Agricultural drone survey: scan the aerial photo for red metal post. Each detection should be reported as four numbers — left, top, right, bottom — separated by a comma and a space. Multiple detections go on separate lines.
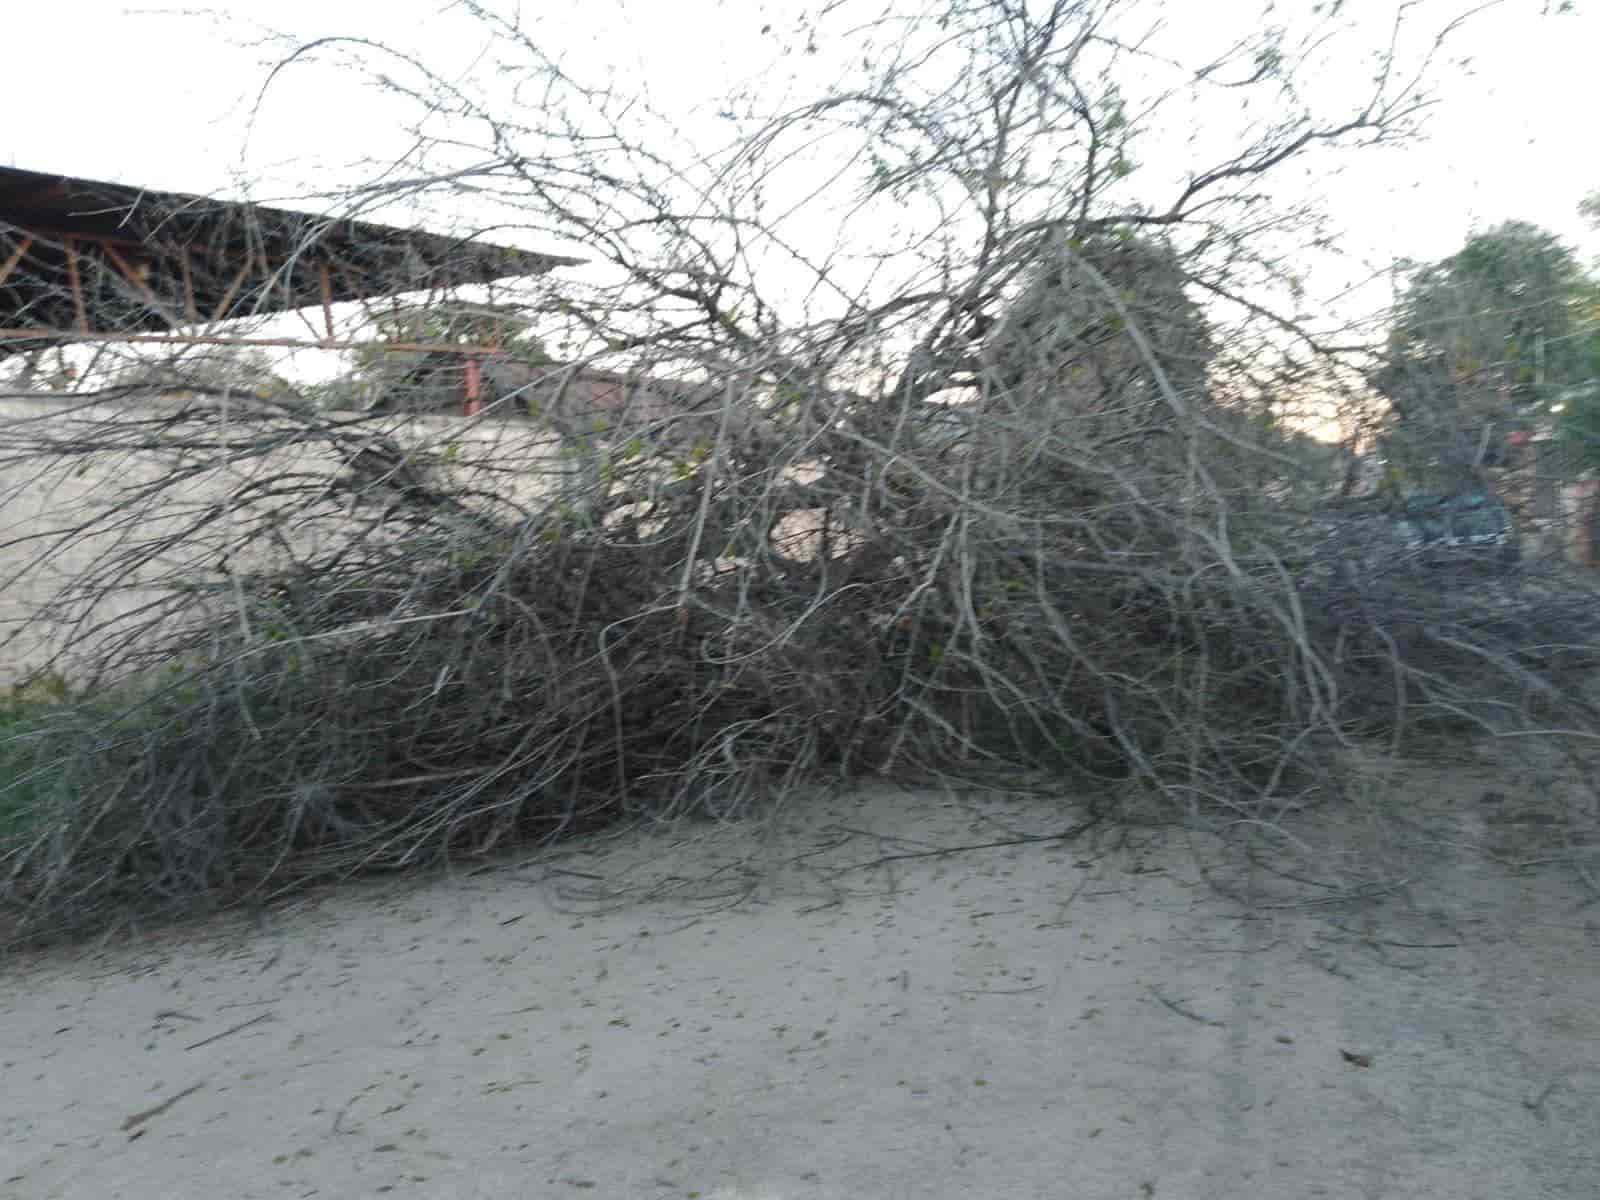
463, 356, 483, 416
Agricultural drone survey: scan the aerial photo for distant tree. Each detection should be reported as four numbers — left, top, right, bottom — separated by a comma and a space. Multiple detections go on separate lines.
350, 300, 554, 412
1374, 222, 1593, 488
353, 301, 548, 370
1552, 279, 1600, 470
1550, 192, 1600, 470
981, 231, 1214, 405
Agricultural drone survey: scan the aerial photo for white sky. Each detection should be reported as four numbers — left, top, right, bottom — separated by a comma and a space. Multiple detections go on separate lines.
5, 0, 1598, 353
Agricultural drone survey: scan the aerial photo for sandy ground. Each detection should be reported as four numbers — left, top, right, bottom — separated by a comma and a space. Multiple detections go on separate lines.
2, 778, 1598, 1199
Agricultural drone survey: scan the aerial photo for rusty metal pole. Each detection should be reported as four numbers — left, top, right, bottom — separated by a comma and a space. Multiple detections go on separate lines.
463, 356, 483, 417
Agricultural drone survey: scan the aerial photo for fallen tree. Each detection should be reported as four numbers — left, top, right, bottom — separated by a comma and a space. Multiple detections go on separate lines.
3, 0, 1597, 941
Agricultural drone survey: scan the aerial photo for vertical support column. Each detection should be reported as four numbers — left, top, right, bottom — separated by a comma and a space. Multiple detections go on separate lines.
65, 237, 88, 332
463, 355, 483, 417
318, 263, 336, 341
179, 251, 199, 321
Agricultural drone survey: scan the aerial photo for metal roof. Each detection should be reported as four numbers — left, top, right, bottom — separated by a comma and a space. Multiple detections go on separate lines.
0, 166, 579, 355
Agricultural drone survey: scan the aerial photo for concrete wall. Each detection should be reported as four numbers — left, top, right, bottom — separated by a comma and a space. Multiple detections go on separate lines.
0, 396, 569, 688
0, 387, 806, 688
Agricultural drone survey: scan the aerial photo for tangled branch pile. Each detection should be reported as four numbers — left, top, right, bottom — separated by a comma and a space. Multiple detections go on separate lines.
3, 0, 1598, 939
5, 236, 1596, 940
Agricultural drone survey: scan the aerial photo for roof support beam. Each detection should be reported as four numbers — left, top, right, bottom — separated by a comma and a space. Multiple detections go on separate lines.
0, 167, 579, 360
101, 243, 183, 329
209, 258, 253, 323
0, 326, 515, 357
0, 235, 33, 289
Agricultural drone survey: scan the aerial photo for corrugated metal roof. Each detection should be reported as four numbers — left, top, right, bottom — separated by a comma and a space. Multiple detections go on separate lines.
0, 166, 579, 354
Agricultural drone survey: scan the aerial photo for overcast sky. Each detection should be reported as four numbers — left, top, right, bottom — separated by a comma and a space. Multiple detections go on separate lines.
7, 0, 1597, 332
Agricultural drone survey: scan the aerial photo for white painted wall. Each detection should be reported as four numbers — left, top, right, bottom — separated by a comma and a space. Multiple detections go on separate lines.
0, 396, 569, 687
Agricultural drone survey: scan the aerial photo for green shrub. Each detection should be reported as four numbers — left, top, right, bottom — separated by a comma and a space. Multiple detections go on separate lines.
0, 678, 74, 845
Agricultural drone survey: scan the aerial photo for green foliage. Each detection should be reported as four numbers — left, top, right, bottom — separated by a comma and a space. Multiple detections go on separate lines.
1556, 381, 1600, 472
0, 675, 74, 845
1390, 222, 1587, 399
1377, 221, 1599, 485
351, 301, 551, 380
299, 376, 369, 411
1551, 278, 1600, 470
